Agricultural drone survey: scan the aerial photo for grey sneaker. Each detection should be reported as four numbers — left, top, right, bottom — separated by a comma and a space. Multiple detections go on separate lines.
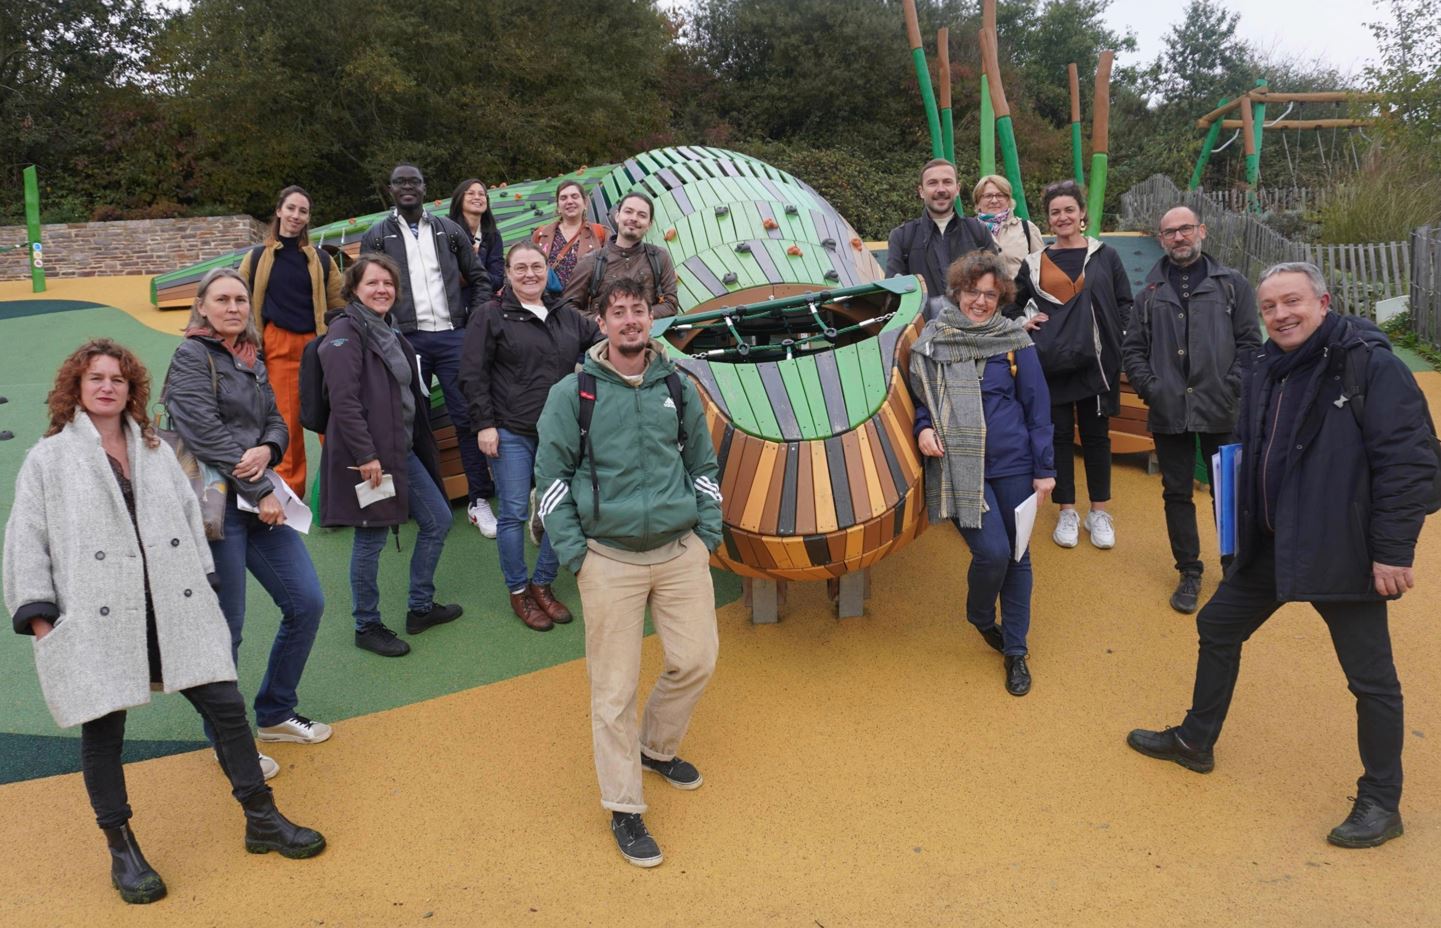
1170, 573, 1202, 614
641, 753, 703, 790
610, 812, 662, 868
1053, 509, 1080, 547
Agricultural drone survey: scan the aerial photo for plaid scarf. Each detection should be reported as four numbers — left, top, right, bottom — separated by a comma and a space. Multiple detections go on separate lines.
908, 303, 1033, 528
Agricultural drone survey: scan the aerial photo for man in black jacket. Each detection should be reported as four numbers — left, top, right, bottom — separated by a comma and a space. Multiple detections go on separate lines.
360, 164, 496, 533
885, 159, 998, 299
1123, 206, 1261, 613
1128, 262, 1438, 850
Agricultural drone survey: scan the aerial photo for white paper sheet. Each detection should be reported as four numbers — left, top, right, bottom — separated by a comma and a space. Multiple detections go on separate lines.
236, 471, 313, 534
1013, 492, 1039, 562
355, 474, 396, 509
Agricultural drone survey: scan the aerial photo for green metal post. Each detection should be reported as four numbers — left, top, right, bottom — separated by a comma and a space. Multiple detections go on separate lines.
1189, 97, 1229, 190
23, 165, 45, 293
996, 115, 1029, 221
941, 108, 955, 164
979, 75, 996, 176
1086, 153, 1108, 239
1248, 79, 1267, 211
1071, 122, 1085, 186
911, 48, 944, 159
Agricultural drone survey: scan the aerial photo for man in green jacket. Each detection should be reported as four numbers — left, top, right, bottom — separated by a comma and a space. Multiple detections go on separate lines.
534, 277, 723, 869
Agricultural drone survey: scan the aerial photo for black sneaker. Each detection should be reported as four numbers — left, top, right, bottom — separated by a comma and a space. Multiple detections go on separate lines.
1126, 726, 1214, 773
355, 624, 411, 657
610, 812, 662, 868
1004, 654, 1031, 696
641, 754, 703, 790
1327, 796, 1403, 848
1170, 572, 1203, 614
406, 602, 463, 635
977, 625, 1004, 653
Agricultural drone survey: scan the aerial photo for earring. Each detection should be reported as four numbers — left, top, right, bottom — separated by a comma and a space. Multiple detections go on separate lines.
1080, 218, 1088, 232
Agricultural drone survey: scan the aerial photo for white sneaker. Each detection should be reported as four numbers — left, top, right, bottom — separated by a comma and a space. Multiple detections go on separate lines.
1053, 509, 1080, 548
468, 499, 498, 538
220, 751, 279, 781
257, 714, 333, 744
1085, 509, 1116, 549
528, 488, 544, 545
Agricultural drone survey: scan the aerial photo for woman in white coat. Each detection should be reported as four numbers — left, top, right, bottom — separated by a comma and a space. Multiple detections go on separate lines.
3, 339, 325, 906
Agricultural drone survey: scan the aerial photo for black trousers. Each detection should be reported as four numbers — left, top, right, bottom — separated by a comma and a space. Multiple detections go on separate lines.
1153, 430, 1230, 576
1051, 399, 1111, 505
80, 681, 269, 830
1178, 538, 1404, 809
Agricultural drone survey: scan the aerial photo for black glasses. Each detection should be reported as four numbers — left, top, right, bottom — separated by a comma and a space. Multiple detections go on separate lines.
390, 177, 424, 189
1160, 224, 1199, 240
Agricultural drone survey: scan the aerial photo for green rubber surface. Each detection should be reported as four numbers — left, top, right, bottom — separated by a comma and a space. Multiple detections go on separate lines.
0, 303, 741, 784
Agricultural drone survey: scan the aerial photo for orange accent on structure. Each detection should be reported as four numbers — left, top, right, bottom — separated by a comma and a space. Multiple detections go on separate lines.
763, 218, 779, 230
787, 245, 803, 257
851, 238, 863, 250
665, 227, 678, 241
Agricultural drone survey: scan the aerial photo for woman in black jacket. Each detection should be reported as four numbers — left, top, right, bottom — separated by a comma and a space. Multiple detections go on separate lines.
459, 242, 601, 632
1012, 180, 1133, 551
449, 178, 506, 295
317, 254, 460, 658
164, 268, 329, 771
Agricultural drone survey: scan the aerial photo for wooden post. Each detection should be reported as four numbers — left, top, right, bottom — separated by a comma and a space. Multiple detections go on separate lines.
1068, 63, 1085, 186
1240, 95, 1259, 212
23, 166, 45, 293
1189, 97, 1229, 190
979, 0, 997, 176
902, 0, 944, 159
937, 28, 955, 164
1250, 79, 1268, 209
981, 28, 1029, 220
1086, 51, 1113, 238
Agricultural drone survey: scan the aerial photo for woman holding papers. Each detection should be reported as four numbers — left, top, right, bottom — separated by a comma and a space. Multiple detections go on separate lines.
910, 251, 1056, 696
5, 339, 326, 905
164, 268, 330, 763
316, 254, 459, 658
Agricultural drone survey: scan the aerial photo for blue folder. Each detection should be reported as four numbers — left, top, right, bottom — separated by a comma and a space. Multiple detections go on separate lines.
1212, 443, 1242, 555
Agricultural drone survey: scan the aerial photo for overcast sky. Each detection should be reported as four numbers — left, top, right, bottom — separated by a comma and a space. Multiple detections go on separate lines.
1108, 0, 1382, 78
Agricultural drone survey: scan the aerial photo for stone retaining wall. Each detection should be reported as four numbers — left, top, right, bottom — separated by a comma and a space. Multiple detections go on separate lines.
0, 216, 265, 280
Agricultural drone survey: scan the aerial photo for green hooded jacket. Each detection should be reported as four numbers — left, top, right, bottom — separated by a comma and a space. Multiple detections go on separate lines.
534, 339, 723, 574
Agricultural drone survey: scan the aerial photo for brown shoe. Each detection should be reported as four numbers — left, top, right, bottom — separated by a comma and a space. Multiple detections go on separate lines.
528, 583, 574, 624
510, 590, 553, 632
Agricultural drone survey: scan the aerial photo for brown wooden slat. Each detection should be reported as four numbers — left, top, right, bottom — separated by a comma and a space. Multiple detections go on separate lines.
759, 440, 787, 534
740, 441, 779, 531
794, 442, 816, 536
722, 433, 760, 526
810, 440, 838, 533
840, 430, 871, 523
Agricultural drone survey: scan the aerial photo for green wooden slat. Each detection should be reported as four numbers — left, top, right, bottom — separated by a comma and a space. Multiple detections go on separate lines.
777, 359, 821, 439
714, 198, 737, 244
734, 363, 782, 439
699, 200, 722, 253
833, 342, 870, 429
857, 335, 888, 413
673, 266, 702, 307
757, 239, 800, 288
710, 360, 758, 434
686, 210, 712, 254
708, 245, 759, 290
792, 353, 833, 438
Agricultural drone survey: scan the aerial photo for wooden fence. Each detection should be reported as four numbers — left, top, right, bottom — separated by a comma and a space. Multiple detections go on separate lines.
1412, 226, 1441, 349
1120, 175, 1407, 319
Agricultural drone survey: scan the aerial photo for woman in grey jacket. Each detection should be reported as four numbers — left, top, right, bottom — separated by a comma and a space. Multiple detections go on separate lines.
164, 268, 329, 769
4, 339, 324, 905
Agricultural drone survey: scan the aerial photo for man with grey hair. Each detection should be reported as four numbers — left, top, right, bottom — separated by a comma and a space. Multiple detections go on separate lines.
1128, 261, 1438, 849
1123, 206, 1261, 613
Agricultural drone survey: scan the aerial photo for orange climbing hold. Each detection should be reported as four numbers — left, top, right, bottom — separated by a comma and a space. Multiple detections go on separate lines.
664, 227, 678, 241
787, 244, 804, 257
763, 217, 779, 230
851, 237, 863, 250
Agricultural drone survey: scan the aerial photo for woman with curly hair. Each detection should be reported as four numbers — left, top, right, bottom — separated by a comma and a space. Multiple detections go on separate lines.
4, 339, 324, 906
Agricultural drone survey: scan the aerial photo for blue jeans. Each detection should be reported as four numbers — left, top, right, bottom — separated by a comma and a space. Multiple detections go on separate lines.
209, 494, 325, 728
493, 428, 558, 592
954, 473, 1034, 656
350, 452, 454, 630
408, 328, 494, 502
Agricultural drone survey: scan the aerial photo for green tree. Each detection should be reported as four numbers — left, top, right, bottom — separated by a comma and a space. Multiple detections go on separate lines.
1366, 0, 1441, 167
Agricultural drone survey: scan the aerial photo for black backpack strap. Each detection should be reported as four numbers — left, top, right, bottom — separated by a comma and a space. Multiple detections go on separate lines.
577, 371, 600, 520
665, 371, 687, 450
645, 244, 666, 307
245, 244, 267, 296
314, 246, 331, 285
1340, 339, 1370, 428
587, 251, 609, 304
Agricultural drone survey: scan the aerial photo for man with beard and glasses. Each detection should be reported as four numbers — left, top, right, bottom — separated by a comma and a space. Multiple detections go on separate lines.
885, 158, 998, 303
360, 164, 495, 531
561, 191, 678, 318
1123, 206, 1261, 613
534, 277, 722, 869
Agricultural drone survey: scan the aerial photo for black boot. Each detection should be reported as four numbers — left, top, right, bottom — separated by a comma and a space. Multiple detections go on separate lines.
103, 824, 166, 904
241, 791, 327, 859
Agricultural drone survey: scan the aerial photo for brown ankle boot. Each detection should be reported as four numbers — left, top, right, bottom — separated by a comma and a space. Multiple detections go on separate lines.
510, 590, 553, 632
528, 583, 573, 624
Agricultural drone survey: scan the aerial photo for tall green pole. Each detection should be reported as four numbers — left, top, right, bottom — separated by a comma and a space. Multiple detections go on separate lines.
979, 75, 996, 176
903, 0, 944, 158
981, 28, 1028, 220
1068, 63, 1085, 186
1189, 97, 1229, 190
937, 28, 956, 163
1249, 78, 1268, 211
1085, 51, 1114, 239
23, 166, 45, 293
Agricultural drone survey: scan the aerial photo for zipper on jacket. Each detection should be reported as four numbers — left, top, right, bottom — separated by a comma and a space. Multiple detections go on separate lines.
1261, 378, 1285, 533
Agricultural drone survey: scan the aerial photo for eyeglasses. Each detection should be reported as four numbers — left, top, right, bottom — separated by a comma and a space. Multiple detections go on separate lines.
1159, 224, 1198, 240
960, 289, 1001, 304
390, 177, 424, 188
977, 192, 1008, 201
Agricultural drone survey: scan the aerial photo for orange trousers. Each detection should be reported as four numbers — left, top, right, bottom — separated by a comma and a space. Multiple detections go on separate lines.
263, 323, 316, 499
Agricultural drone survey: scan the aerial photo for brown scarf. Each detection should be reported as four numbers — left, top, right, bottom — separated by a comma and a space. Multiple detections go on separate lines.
184, 325, 259, 368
